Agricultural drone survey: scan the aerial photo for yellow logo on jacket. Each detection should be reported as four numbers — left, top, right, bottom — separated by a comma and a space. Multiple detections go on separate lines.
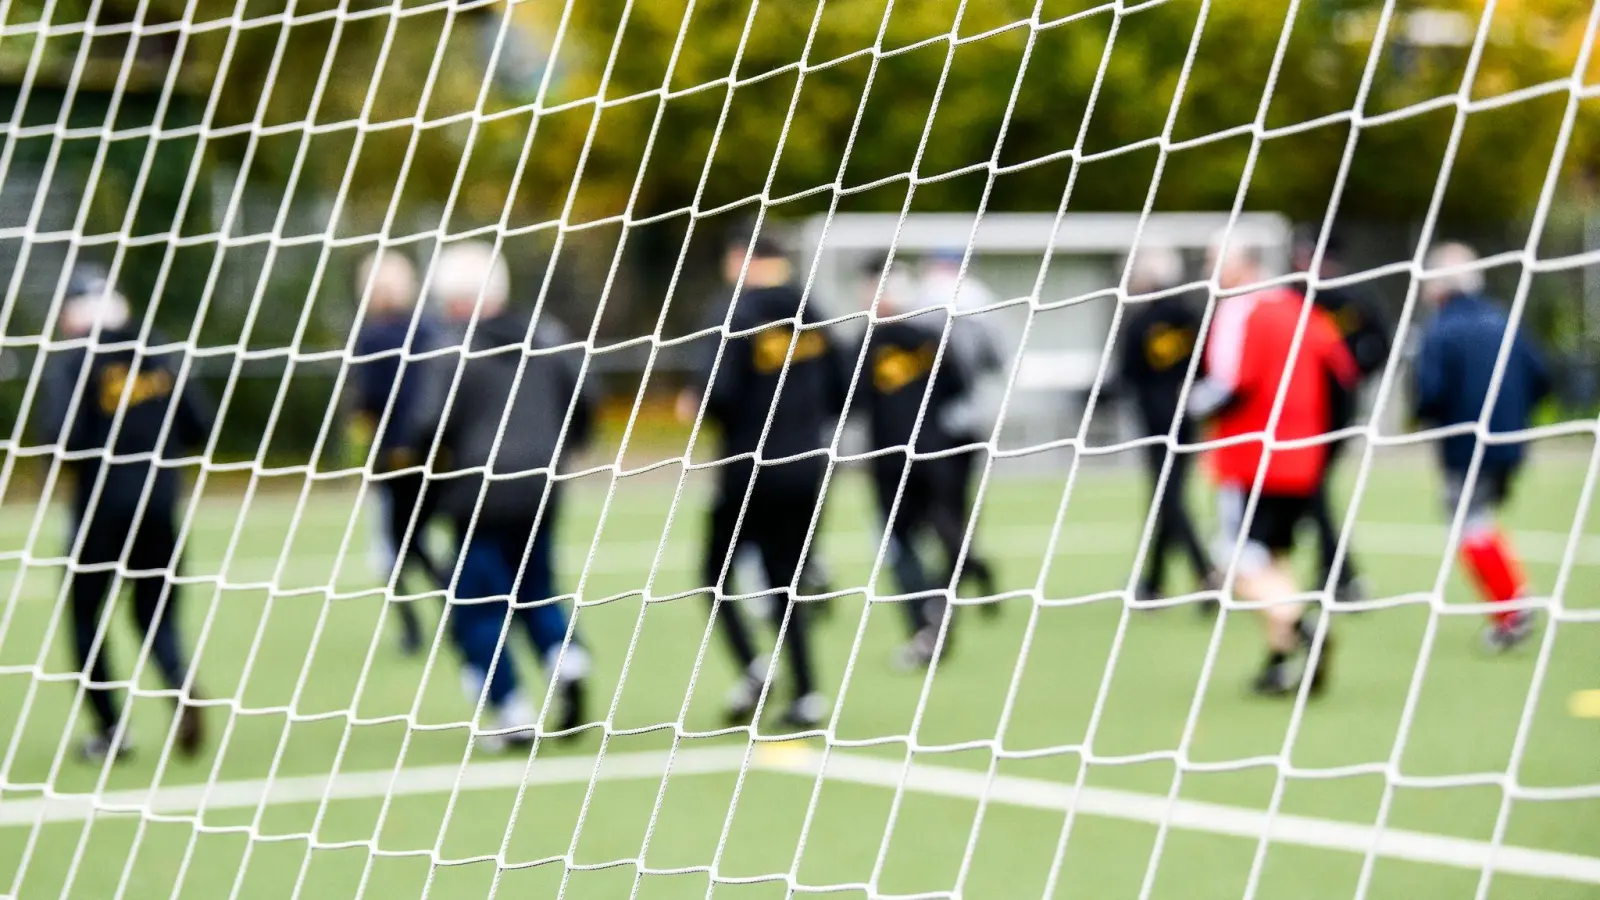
753, 326, 826, 375
99, 363, 173, 415
1144, 323, 1194, 373
872, 343, 935, 395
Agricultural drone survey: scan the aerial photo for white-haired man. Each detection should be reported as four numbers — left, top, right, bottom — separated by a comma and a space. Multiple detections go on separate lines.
1189, 238, 1357, 696
38, 263, 214, 762
1414, 242, 1553, 651
351, 248, 446, 655
1116, 245, 1218, 610
397, 240, 596, 749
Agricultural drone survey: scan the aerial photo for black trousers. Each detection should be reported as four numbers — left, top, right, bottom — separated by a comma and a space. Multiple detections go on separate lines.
871, 454, 974, 636
1138, 442, 1212, 594
376, 469, 450, 645
68, 503, 191, 736
1309, 438, 1360, 587
937, 440, 999, 601
704, 460, 821, 699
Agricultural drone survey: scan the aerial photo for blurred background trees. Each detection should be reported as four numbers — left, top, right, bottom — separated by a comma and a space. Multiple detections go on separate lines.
0, 0, 1595, 465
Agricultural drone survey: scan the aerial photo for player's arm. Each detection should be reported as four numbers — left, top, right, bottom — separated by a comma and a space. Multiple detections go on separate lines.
1318, 312, 1360, 421
170, 351, 218, 456
1187, 297, 1250, 420
1347, 294, 1392, 378
36, 346, 87, 451
393, 343, 455, 471
556, 331, 597, 454
1411, 325, 1449, 425
703, 326, 750, 427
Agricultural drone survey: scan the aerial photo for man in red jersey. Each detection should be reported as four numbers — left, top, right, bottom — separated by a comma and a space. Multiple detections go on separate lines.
1189, 236, 1358, 696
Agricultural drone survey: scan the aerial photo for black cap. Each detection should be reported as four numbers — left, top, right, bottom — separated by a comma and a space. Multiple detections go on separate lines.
67, 262, 110, 299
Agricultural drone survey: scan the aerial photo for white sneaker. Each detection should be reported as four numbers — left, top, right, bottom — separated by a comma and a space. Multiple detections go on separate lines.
780, 693, 828, 731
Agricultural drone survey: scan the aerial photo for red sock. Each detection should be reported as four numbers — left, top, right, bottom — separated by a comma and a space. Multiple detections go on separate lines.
1459, 528, 1526, 627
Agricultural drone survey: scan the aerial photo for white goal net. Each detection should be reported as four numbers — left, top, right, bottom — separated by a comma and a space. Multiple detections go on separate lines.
1, 1, 1598, 899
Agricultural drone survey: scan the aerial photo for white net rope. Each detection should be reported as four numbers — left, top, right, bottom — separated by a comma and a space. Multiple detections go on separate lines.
0, 0, 1596, 898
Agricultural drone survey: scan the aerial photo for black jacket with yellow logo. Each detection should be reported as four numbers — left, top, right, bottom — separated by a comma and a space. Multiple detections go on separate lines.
39, 328, 215, 517
857, 316, 968, 455
1117, 292, 1203, 438
699, 283, 848, 462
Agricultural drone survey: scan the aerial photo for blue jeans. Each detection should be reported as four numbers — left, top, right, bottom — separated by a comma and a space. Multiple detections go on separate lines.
450, 516, 577, 707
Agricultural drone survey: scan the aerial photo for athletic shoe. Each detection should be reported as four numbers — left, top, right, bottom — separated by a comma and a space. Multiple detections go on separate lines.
1305, 630, 1334, 697
556, 678, 587, 738
78, 733, 134, 765
1334, 577, 1370, 607
1251, 660, 1298, 697
724, 673, 765, 726
893, 626, 939, 672
174, 696, 205, 759
1483, 609, 1536, 654
477, 728, 537, 754
779, 693, 828, 731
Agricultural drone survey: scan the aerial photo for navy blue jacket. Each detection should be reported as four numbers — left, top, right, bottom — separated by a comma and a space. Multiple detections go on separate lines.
1414, 292, 1552, 473
353, 313, 441, 452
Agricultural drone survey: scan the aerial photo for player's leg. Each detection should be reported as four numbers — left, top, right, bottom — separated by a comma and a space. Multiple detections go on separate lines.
1310, 439, 1366, 603
68, 506, 134, 762
449, 524, 533, 751
1449, 464, 1535, 651
126, 509, 205, 758
751, 460, 826, 729
949, 443, 999, 612
383, 472, 434, 655
68, 563, 125, 761
875, 455, 941, 668
1165, 446, 1221, 612
1137, 441, 1173, 602
1217, 489, 1330, 696
510, 499, 592, 737
705, 468, 770, 723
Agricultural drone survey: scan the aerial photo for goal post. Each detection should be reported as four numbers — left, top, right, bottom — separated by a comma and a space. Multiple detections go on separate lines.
800, 211, 1293, 458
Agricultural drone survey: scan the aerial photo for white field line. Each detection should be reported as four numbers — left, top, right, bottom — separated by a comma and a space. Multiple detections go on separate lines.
6, 522, 1598, 593
0, 745, 1595, 886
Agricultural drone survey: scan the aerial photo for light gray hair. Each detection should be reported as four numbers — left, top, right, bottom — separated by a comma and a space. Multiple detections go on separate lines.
1127, 244, 1185, 293
357, 249, 419, 311
62, 290, 131, 336
431, 240, 511, 314
1423, 242, 1485, 298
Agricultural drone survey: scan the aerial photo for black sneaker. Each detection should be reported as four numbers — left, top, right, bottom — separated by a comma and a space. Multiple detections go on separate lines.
174, 696, 206, 759
1483, 610, 1536, 654
1334, 577, 1370, 607
556, 678, 587, 738
1305, 630, 1333, 697
79, 733, 134, 765
1251, 657, 1299, 697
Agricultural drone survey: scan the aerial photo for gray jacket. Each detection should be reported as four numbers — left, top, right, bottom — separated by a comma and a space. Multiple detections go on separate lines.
403, 309, 594, 527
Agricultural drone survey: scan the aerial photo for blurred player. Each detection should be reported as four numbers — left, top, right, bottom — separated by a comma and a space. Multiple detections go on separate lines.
1292, 227, 1391, 604
676, 231, 838, 618
912, 250, 1001, 611
692, 233, 845, 730
400, 241, 595, 749
350, 249, 447, 655
1189, 237, 1357, 696
858, 254, 975, 669
39, 265, 213, 762
1115, 245, 1219, 609
1414, 242, 1552, 651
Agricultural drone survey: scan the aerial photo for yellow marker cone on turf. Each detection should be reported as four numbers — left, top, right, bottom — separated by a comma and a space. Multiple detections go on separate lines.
1571, 690, 1600, 719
